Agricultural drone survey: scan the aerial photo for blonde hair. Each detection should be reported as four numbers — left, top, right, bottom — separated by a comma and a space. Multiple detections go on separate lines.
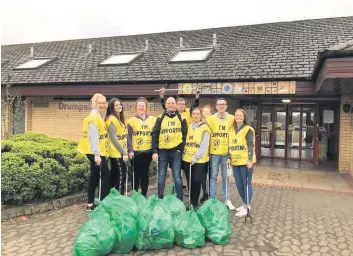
136, 97, 149, 113
202, 104, 213, 113
91, 93, 106, 109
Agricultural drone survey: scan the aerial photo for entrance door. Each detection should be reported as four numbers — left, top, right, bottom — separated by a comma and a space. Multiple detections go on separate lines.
260, 104, 318, 164
260, 105, 286, 158
287, 105, 317, 162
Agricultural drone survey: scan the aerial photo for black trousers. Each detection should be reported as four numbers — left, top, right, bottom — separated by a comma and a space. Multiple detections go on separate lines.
110, 157, 127, 194
133, 152, 152, 197
201, 161, 210, 194
86, 154, 110, 204
183, 161, 206, 206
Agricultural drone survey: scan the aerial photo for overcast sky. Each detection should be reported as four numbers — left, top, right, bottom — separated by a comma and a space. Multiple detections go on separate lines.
1, 0, 353, 45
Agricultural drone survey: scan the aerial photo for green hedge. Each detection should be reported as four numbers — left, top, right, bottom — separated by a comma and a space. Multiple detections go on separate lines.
1, 132, 90, 205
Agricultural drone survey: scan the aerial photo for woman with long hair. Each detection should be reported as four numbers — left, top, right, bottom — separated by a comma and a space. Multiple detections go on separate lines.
227, 109, 256, 217
106, 98, 128, 194
127, 97, 157, 197
77, 93, 110, 211
200, 104, 213, 203
183, 107, 210, 209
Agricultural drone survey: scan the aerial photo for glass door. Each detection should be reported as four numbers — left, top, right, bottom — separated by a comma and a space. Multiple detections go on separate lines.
260, 105, 286, 159
287, 106, 301, 159
260, 106, 272, 157
287, 105, 316, 161
301, 107, 315, 161
260, 104, 318, 163
273, 106, 286, 158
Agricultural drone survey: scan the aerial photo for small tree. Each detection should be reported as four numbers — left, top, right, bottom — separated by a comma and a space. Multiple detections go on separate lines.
1, 74, 29, 139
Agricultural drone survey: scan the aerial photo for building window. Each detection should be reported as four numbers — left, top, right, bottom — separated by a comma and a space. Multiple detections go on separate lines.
14, 57, 56, 70
170, 48, 213, 63
100, 52, 142, 65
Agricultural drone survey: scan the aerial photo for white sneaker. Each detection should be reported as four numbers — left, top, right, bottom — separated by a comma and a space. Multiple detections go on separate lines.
236, 205, 244, 211
236, 205, 251, 211
225, 200, 236, 210
235, 208, 248, 217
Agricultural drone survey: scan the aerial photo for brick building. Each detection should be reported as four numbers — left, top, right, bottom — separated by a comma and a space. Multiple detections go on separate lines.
1, 17, 353, 174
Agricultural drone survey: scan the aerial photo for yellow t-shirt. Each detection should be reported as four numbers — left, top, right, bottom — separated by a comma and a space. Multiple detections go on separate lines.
183, 123, 210, 163
158, 115, 182, 149
229, 125, 256, 166
206, 114, 234, 155
127, 115, 156, 151
77, 112, 109, 157
106, 115, 127, 158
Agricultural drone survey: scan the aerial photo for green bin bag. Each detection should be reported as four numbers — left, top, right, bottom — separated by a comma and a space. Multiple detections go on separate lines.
196, 199, 231, 245
73, 215, 116, 256
130, 190, 148, 213
135, 194, 174, 250
174, 205, 205, 248
101, 188, 139, 220
162, 184, 186, 217
111, 214, 137, 254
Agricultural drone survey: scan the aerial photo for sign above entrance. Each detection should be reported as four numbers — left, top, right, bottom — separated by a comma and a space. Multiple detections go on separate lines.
178, 81, 296, 95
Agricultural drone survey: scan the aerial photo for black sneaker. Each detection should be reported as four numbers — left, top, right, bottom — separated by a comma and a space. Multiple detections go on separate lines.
200, 193, 208, 203
86, 204, 97, 212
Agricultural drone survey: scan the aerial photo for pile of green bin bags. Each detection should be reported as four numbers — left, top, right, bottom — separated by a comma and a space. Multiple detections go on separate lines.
74, 185, 232, 255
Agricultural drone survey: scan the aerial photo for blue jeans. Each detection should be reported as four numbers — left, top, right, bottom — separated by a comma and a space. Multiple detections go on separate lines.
233, 165, 253, 205
209, 155, 230, 201
158, 150, 183, 201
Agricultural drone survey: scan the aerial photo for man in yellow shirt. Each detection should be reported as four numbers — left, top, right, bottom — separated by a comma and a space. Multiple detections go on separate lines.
206, 98, 236, 210
152, 97, 187, 200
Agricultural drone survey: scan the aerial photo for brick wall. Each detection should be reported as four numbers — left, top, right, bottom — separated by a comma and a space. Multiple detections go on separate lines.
339, 94, 353, 174
25, 96, 240, 141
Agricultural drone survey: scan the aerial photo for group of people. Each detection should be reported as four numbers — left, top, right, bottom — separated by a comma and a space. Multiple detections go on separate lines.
77, 88, 256, 218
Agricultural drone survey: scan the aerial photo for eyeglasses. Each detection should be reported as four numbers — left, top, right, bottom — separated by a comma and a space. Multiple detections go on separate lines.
217, 104, 227, 106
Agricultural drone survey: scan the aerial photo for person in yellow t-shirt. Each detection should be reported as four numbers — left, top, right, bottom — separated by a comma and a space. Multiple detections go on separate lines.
199, 104, 213, 203
152, 97, 187, 201
105, 98, 128, 194
126, 97, 156, 197
77, 93, 110, 212
158, 87, 200, 195
182, 107, 210, 210
227, 109, 256, 218
206, 98, 236, 210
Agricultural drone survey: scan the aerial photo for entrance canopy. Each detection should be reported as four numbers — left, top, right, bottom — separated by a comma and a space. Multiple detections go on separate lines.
314, 40, 353, 95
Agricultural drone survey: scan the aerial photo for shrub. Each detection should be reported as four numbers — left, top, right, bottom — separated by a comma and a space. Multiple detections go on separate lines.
1, 132, 90, 205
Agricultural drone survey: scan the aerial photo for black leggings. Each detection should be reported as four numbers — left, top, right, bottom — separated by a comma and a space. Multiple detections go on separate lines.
183, 161, 205, 206
86, 154, 110, 204
201, 161, 210, 194
110, 157, 127, 194
133, 152, 152, 197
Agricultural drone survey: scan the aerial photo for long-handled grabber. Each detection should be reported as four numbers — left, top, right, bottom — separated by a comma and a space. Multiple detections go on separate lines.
244, 168, 253, 224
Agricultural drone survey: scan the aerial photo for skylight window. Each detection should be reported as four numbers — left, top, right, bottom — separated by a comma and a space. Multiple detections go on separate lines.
15, 57, 55, 70
100, 52, 142, 65
170, 48, 213, 62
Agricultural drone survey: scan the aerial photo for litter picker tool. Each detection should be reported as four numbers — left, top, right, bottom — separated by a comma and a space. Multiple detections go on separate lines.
188, 164, 192, 209
156, 158, 159, 196
98, 164, 102, 200
244, 167, 253, 224
124, 159, 130, 196
225, 165, 230, 207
